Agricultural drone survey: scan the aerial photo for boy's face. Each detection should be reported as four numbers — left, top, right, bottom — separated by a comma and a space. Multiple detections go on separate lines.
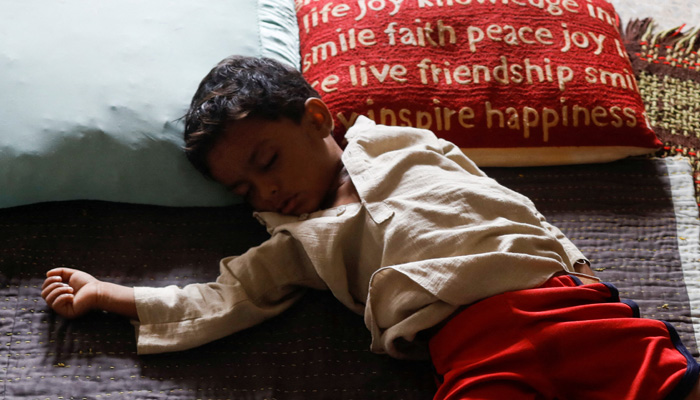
207, 99, 343, 216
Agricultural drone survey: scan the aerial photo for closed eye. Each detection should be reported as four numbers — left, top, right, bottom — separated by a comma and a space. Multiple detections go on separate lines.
263, 154, 277, 170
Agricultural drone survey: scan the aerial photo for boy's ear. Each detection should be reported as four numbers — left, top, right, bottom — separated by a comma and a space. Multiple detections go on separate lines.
304, 97, 334, 137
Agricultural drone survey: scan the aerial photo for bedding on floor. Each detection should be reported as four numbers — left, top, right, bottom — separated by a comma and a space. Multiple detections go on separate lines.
1, 154, 698, 399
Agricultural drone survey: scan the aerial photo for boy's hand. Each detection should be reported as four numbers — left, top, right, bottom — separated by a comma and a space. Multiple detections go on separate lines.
42, 268, 100, 319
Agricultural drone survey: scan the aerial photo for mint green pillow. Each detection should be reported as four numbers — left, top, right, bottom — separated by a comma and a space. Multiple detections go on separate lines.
0, 0, 300, 208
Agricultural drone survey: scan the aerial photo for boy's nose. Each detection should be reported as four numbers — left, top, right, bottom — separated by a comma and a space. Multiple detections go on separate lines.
257, 179, 279, 201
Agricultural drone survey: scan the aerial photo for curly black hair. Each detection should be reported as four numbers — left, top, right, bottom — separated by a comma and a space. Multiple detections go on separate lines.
183, 56, 320, 178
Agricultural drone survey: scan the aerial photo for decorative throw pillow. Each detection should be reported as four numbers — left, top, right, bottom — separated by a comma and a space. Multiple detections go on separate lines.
295, 0, 661, 166
0, 0, 299, 208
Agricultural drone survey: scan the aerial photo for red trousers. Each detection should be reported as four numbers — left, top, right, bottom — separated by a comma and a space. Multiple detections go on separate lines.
429, 275, 699, 400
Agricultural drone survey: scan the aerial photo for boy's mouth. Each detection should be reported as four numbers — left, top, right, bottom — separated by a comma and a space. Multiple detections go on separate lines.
278, 194, 298, 215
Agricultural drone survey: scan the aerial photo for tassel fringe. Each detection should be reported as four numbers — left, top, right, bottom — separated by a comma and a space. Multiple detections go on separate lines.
624, 18, 700, 54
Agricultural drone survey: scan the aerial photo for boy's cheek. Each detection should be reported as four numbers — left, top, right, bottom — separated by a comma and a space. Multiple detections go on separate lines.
249, 198, 273, 213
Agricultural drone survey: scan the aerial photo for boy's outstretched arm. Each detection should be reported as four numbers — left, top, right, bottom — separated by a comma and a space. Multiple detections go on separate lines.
42, 268, 139, 320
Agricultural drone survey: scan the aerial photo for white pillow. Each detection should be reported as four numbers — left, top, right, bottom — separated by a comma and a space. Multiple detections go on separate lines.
0, 0, 299, 208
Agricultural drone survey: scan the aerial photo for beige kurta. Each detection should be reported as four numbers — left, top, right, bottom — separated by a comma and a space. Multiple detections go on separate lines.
134, 117, 589, 359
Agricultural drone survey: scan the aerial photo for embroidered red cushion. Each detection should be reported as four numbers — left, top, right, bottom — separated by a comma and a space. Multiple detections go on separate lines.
295, 0, 661, 166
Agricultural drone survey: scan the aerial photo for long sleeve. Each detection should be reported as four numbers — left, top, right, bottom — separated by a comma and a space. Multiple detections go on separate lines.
132, 232, 325, 354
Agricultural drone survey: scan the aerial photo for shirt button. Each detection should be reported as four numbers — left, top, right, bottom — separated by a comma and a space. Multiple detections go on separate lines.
298, 213, 309, 221
336, 206, 346, 216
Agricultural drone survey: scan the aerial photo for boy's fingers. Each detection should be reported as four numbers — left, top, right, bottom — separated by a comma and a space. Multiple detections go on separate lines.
41, 276, 63, 291
46, 268, 66, 277
48, 267, 70, 275
52, 293, 74, 310
41, 281, 69, 299
43, 284, 74, 304
46, 267, 79, 280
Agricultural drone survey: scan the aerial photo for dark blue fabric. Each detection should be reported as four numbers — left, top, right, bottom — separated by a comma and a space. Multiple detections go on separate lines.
664, 321, 700, 400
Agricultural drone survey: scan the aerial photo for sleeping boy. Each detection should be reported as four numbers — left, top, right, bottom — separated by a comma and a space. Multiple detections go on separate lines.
42, 55, 700, 399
